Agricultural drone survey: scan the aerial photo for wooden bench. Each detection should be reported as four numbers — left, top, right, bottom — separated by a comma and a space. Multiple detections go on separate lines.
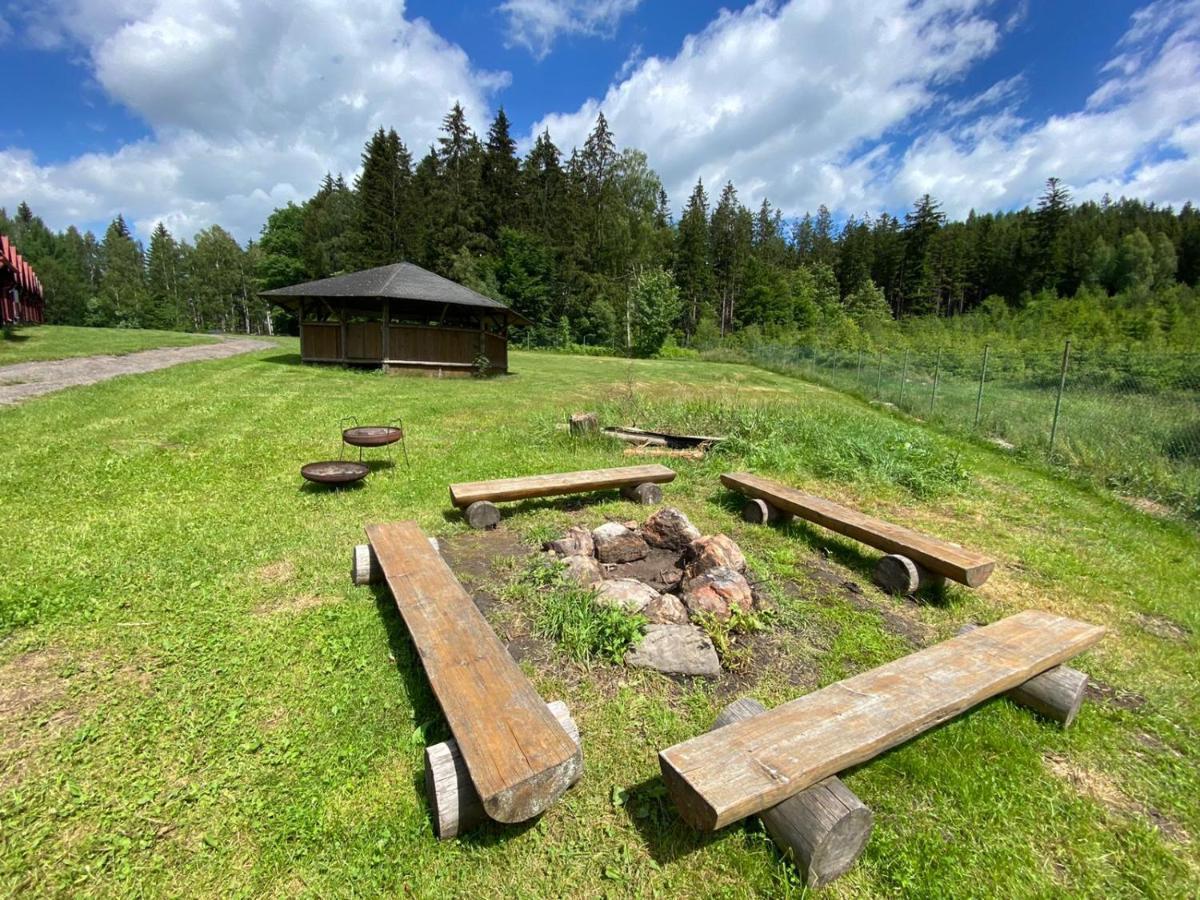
722, 471, 996, 589
659, 610, 1104, 831
450, 464, 677, 529
366, 521, 583, 826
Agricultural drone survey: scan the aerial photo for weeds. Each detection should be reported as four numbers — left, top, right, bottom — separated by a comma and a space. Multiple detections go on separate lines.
505, 556, 645, 664
693, 605, 771, 673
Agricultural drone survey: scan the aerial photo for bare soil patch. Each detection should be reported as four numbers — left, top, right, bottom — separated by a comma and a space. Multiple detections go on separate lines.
255, 560, 296, 584
1134, 612, 1191, 643
1044, 752, 1189, 844
253, 593, 339, 616
799, 555, 933, 648
0, 646, 136, 790
1085, 677, 1147, 711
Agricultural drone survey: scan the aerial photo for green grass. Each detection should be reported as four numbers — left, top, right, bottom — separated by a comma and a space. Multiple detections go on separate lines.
1, 343, 1197, 897
0, 325, 217, 365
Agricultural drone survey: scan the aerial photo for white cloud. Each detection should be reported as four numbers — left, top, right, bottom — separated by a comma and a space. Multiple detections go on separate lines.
2, 0, 507, 242
530, 0, 1200, 220
499, 0, 640, 61
888, 0, 1200, 216
528, 0, 1002, 215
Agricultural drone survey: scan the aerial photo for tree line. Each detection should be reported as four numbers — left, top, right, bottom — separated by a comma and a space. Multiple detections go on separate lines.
4, 103, 1200, 353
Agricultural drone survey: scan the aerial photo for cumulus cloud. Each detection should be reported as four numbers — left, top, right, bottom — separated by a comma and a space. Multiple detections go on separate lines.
2, 0, 507, 241
888, 0, 1200, 215
528, 0, 1002, 214
499, 0, 640, 61
530, 0, 1200, 219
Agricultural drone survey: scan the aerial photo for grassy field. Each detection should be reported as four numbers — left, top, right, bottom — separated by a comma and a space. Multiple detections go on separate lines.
0, 325, 217, 366
743, 344, 1200, 521
1, 343, 1197, 897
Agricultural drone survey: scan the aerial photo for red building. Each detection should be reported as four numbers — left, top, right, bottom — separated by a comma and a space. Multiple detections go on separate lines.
1, 234, 45, 326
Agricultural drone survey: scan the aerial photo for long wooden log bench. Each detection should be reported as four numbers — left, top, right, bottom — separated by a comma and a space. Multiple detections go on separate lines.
659, 610, 1104, 831
366, 521, 583, 826
449, 464, 677, 529
722, 471, 996, 589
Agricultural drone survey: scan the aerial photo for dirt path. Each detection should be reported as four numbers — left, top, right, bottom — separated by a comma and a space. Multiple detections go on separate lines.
0, 338, 276, 406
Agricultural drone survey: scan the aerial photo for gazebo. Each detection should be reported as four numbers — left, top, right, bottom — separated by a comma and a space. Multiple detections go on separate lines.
261, 262, 529, 374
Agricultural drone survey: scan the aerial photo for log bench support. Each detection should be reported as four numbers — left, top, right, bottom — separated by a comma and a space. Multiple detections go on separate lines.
714, 698, 872, 889
426, 700, 581, 839
620, 482, 663, 505
352, 538, 439, 586
741, 498, 794, 525
957, 624, 1088, 726
873, 553, 947, 595
465, 500, 502, 530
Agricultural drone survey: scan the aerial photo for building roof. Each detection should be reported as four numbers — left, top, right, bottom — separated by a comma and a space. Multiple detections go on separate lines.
260, 261, 530, 324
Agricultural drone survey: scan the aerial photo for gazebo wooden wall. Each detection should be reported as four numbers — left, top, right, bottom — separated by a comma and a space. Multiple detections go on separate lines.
297, 299, 509, 373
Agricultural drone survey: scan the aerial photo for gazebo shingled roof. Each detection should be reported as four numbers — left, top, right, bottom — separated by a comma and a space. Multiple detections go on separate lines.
261, 261, 530, 324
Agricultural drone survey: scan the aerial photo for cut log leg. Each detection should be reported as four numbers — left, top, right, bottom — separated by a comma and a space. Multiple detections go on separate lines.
620, 482, 663, 505
569, 412, 600, 437
352, 538, 439, 586
956, 624, 1088, 726
741, 498, 794, 525
465, 500, 501, 530
873, 553, 947, 595
425, 700, 582, 840
713, 698, 872, 889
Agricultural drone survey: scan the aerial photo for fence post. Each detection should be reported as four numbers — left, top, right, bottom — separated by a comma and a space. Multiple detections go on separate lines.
876, 351, 884, 399
1048, 339, 1071, 458
899, 348, 910, 408
930, 346, 942, 417
857, 348, 865, 387
974, 344, 990, 428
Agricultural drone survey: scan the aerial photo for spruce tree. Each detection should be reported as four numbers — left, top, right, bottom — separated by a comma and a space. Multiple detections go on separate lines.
146, 222, 182, 328
354, 127, 413, 267
674, 178, 713, 338
481, 108, 520, 245
98, 215, 148, 327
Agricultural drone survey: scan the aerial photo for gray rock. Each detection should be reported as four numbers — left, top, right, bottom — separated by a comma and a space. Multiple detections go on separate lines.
642, 507, 701, 550
562, 554, 603, 586
684, 533, 746, 579
549, 526, 594, 557
681, 566, 754, 621
595, 578, 660, 614
624, 624, 722, 676
593, 521, 649, 564
642, 592, 690, 625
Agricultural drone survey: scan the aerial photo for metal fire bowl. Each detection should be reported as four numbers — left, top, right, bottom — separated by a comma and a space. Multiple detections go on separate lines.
342, 426, 403, 448
301, 460, 370, 484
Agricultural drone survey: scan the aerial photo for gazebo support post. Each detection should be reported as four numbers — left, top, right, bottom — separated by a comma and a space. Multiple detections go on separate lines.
382, 300, 391, 372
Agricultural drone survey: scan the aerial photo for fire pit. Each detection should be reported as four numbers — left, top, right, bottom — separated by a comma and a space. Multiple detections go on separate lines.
300, 460, 369, 485
340, 416, 408, 467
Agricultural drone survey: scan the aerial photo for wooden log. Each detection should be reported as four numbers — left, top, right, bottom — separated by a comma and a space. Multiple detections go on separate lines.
368, 522, 582, 823
741, 498, 794, 525
353, 538, 439, 585
658, 610, 1105, 830
620, 482, 663, 505
873, 553, 946, 595
956, 624, 1088, 727
450, 464, 676, 508
426, 700, 581, 839
713, 698, 872, 888
569, 412, 599, 437
465, 500, 501, 530
721, 472, 995, 587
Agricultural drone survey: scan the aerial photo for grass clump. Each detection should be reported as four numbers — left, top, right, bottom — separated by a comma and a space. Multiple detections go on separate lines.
693, 605, 771, 673
504, 556, 645, 664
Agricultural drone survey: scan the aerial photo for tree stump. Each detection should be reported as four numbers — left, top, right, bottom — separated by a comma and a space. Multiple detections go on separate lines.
620, 482, 663, 505
352, 538, 440, 585
713, 698, 873, 888
872, 553, 946, 595
465, 500, 501, 530
741, 498, 793, 525
956, 624, 1088, 726
568, 412, 600, 437
425, 700, 581, 839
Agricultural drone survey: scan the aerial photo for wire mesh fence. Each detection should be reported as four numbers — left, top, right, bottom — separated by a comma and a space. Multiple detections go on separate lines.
746, 341, 1200, 521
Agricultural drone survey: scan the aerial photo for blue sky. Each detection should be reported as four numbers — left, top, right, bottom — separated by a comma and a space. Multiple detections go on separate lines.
2, 0, 1197, 243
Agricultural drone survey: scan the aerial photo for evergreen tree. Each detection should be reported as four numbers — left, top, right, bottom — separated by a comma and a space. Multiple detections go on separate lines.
431, 102, 485, 270
710, 181, 751, 335
1035, 177, 1071, 293
353, 127, 413, 267
97, 215, 147, 326
145, 222, 183, 328
901, 194, 946, 316
481, 108, 520, 245
674, 178, 712, 338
